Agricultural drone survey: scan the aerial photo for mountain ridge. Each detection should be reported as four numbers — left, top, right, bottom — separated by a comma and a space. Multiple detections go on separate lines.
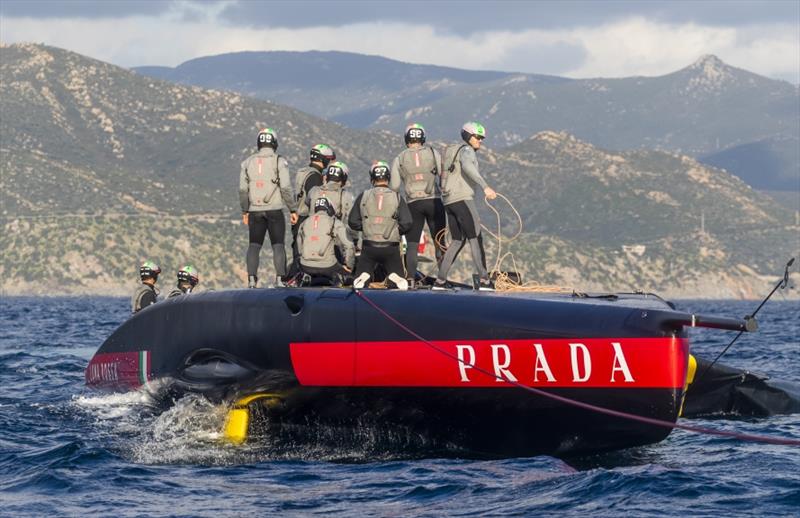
133, 49, 799, 193
1, 43, 797, 297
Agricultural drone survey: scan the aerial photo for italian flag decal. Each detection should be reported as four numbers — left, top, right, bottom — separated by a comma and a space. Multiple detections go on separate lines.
138, 350, 150, 386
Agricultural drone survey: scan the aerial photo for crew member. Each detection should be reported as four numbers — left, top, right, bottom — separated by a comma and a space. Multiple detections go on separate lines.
305, 160, 354, 227
390, 123, 445, 287
290, 144, 336, 277
306, 160, 356, 267
435, 121, 496, 291
297, 197, 354, 286
166, 265, 199, 298
131, 260, 160, 313
348, 161, 412, 290
239, 127, 298, 288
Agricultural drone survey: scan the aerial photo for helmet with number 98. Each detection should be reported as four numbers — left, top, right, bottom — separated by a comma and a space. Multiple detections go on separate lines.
404, 123, 426, 145
257, 128, 278, 150
314, 197, 336, 218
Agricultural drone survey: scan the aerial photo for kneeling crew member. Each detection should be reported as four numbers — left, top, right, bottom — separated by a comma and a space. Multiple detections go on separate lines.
348, 161, 413, 290
290, 144, 336, 276
305, 160, 355, 227
239, 127, 298, 288
297, 197, 354, 285
390, 123, 446, 284
167, 265, 199, 298
435, 121, 496, 291
132, 260, 160, 313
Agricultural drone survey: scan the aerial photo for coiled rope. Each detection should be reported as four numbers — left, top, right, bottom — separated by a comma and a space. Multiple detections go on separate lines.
354, 289, 800, 447
434, 193, 571, 293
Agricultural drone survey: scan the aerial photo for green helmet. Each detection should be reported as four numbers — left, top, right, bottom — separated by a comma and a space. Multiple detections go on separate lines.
177, 265, 199, 286
310, 144, 336, 166
257, 127, 278, 149
139, 260, 161, 280
369, 160, 391, 182
461, 121, 486, 143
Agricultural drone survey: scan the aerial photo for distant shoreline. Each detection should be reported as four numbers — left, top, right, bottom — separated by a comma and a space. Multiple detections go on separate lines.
2, 287, 796, 301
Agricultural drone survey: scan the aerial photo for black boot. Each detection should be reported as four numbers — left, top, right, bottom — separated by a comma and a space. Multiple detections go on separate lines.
248, 275, 258, 288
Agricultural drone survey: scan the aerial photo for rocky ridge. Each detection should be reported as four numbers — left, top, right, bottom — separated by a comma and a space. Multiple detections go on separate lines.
1, 44, 797, 298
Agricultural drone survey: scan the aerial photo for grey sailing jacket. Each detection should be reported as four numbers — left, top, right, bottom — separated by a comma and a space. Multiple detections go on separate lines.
297, 213, 355, 269
440, 144, 488, 206
390, 145, 442, 202
239, 148, 297, 212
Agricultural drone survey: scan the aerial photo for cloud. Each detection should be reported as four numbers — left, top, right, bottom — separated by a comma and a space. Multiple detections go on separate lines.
0, 0, 175, 18
5, 0, 794, 30
1, 10, 797, 83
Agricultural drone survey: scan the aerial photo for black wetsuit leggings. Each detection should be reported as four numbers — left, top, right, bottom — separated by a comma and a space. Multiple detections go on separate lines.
247, 210, 287, 278
355, 243, 404, 280
405, 198, 446, 277
288, 215, 308, 277
437, 200, 488, 281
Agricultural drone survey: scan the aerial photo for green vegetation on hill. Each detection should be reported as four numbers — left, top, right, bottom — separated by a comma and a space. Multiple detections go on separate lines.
1, 44, 797, 298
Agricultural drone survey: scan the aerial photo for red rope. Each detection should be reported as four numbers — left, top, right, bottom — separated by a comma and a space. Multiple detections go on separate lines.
354, 290, 800, 447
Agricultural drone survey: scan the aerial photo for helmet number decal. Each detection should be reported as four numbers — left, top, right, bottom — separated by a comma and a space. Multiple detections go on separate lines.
408, 129, 423, 139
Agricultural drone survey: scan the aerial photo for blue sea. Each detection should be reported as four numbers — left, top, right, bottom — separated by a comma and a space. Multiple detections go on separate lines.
0, 296, 798, 516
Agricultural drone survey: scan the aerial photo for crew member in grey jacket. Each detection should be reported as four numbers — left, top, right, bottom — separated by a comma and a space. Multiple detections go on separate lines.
434, 122, 497, 291
390, 123, 446, 286
289, 144, 336, 278
239, 127, 298, 288
297, 197, 354, 286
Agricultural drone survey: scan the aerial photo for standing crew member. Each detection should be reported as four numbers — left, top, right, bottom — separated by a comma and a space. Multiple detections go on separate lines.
435, 121, 497, 291
239, 127, 298, 288
390, 123, 446, 286
167, 265, 199, 298
131, 260, 160, 313
297, 197, 354, 286
348, 161, 412, 290
290, 144, 336, 277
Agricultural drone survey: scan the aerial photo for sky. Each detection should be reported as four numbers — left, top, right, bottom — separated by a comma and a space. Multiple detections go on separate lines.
1, 0, 799, 82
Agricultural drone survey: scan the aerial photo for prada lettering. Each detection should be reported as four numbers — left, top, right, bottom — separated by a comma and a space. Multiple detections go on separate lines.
456, 341, 635, 384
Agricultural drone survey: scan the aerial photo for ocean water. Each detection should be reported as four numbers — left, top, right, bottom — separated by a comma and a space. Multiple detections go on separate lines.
0, 296, 798, 516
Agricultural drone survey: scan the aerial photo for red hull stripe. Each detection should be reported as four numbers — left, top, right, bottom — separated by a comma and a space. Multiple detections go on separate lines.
290, 338, 689, 388
86, 351, 149, 388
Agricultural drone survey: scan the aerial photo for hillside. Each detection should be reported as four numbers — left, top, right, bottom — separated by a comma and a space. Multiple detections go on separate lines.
1, 44, 797, 297
1, 43, 398, 217
134, 51, 799, 193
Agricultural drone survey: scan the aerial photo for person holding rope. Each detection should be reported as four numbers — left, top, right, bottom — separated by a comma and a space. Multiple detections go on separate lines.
349, 161, 412, 290
239, 127, 298, 288
390, 123, 446, 288
434, 121, 496, 291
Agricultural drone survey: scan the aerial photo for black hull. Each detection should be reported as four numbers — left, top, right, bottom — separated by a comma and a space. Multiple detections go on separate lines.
246, 387, 676, 458
87, 288, 696, 457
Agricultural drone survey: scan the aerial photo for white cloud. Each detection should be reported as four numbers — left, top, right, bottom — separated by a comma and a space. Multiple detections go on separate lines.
1, 13, 798, 82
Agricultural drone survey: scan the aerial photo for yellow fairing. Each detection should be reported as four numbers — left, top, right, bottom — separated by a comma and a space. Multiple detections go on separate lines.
678, 354, 698, 417
223, 393, 281, 445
